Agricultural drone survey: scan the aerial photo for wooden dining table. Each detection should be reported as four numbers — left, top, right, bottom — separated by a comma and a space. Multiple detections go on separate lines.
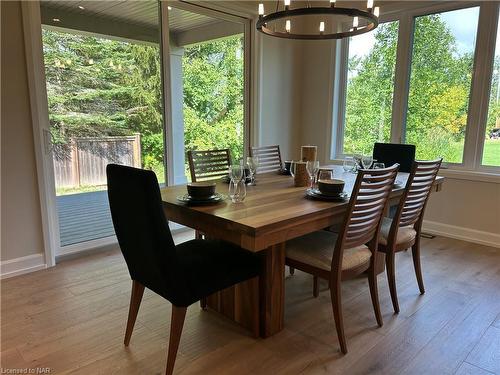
161, 165, 444, 338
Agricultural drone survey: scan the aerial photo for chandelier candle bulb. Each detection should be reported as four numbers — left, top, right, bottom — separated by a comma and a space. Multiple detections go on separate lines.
319, 21, 325, 33
367, 0, 374, 10
353, 16, 359, 28
330, 0, 336, 7
258, 3, 264, 16
284, 0, 290, 9
285, 20, 291, 33
374, 6, 380, 17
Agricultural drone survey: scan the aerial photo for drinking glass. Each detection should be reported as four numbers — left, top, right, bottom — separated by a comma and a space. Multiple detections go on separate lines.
343, 157, 356, 173
318, 169, 333, 183
229, 164, 243, 182
373, 162, 385, 169
361, 155, 373, 169
306, 160, 320, 189
246, 156, 259, 186
229, 179, 246, 203
290, 161, 297, 178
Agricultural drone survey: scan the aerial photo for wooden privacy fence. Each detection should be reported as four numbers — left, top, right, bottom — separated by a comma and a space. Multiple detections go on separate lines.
53, 134, 141, 188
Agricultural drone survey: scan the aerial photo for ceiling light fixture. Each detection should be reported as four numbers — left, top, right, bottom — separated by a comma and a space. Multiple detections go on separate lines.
52, 18, 61, 22
257, 0, 379, 40
78, 5, 85, 10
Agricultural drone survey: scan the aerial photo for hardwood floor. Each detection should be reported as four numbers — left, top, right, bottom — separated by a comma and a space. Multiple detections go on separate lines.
1, 232, 499, 374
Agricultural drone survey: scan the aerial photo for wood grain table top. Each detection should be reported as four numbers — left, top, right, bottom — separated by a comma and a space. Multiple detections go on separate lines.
161, 166, 444, 251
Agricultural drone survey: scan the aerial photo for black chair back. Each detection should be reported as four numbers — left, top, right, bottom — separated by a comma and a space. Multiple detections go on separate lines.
106, 164, 180, 301
373, 143, 416, 173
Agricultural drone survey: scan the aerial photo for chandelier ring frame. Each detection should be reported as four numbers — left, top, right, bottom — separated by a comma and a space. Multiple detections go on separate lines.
256, 7, 379, 40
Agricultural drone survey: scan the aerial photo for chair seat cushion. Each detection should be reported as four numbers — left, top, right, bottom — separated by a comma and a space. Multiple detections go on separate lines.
173, 239, 260, 307
286, 231, 372, 273
379, 217, 416, 246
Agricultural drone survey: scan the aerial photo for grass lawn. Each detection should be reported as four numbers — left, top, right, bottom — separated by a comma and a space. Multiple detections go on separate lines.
482, 139, 500, 166
434, 139, 500, 165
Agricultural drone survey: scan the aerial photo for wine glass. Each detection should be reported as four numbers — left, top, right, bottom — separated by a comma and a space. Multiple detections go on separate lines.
306, 160, 320, 189
246, 156, 259, 186
228, 164, 246, 203
361, 154, 373, 169
343, 157, 356, 173
352, 153, 362, 171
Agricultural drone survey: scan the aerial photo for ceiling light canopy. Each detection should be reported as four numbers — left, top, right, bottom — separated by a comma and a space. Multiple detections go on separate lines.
257, 0, 380, 40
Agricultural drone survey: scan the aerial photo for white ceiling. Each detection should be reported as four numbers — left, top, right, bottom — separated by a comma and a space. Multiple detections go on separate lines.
40, 1, 221, 34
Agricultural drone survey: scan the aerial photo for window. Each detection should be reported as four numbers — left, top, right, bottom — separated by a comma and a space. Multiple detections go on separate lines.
406, 7, 480, 163
343, 21, 399, 155
483, 9, 500, 167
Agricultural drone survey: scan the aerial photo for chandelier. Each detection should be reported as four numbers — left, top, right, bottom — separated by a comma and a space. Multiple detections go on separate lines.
256, 0, 380, 40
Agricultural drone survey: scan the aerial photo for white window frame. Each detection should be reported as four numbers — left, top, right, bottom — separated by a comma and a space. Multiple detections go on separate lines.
331, 1, 500, 178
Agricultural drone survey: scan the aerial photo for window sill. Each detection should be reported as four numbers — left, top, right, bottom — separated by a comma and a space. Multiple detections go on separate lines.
327, 159, 500, 183
437, 168, 500, 184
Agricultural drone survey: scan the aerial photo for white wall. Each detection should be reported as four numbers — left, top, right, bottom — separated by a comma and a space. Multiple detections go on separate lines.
1, 1, 45, 262
255, 34, 303, 161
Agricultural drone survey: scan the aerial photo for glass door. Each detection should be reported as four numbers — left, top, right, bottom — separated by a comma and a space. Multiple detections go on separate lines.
39, 0, 165, 249
166, 4, 246, 180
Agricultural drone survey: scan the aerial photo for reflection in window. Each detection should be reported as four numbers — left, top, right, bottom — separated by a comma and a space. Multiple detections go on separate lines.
406, 7, 479, 163
343, 21, 398, 155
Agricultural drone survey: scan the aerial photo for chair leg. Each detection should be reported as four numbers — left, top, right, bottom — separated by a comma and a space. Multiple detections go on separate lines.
124, 280, 145, 346
165, 306, 187, 375
368, 265, 383, 327
200, 298, 207, 310
330, 278, 347, 354
313, 276, 319, 298
385, 252, 400, 314
412, 239, 425, 294
289, 266, 295, 275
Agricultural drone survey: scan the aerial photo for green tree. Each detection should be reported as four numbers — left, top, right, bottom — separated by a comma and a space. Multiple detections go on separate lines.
42, 29, 245, 178
182, 36, 244, 162
345, 13, 476, 162
42, 29, 164, 170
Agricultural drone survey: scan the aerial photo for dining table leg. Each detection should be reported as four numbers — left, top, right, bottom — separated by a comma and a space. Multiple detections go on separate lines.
259, 242, 286, 337
204, 239, 287, 338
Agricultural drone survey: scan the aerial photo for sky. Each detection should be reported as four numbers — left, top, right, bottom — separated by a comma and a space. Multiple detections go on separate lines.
348, 6, 489, 60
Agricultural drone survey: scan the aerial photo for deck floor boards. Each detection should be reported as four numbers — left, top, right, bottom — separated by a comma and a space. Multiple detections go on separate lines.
56, 191, 114, 246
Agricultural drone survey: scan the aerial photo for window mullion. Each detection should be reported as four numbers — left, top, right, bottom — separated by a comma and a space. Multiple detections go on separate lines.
390, 13, 414, 144
463, 2, 499, 170
333, 38, 349, 158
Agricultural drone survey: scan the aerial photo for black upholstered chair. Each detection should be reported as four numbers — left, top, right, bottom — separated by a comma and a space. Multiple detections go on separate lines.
106, 164, 260, 375
373, 143, 416, 173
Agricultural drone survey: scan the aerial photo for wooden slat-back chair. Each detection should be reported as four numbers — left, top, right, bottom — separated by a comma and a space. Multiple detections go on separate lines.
187, 149, 231, 182
285, 164, 400, 354
187, 149, 232, 261
378, 159, 442, 313
249, 145, 283, 173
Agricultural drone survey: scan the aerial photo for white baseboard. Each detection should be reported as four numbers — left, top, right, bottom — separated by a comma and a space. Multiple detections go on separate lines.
1, 253, 47, 279
423, 220, 500, 249
57, 235, 118, 258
